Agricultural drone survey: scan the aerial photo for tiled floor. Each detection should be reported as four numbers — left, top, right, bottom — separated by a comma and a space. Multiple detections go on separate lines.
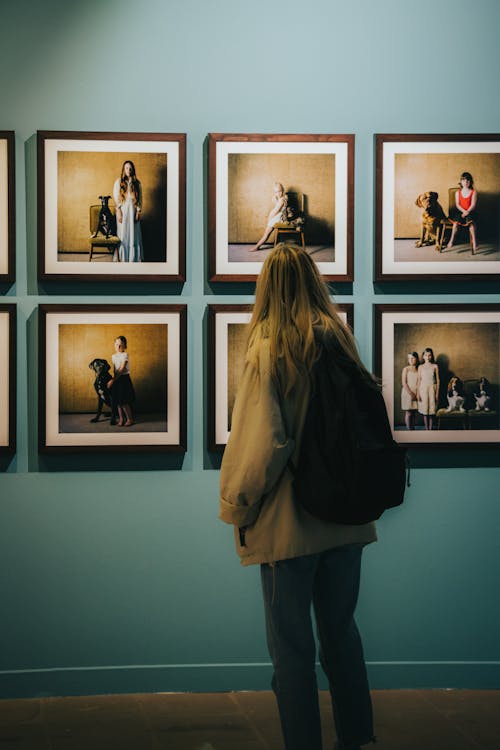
0, 690, 498, 749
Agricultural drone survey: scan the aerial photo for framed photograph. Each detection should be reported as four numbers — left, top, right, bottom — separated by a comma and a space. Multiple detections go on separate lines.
208, 303, 354, 450
208, 133, 354, 282
38, 131, 186, 282
375, 304, 500, 445
375, 134, 500, 281
39, 305, 186, 452
0, 304, 16, 454
0, 131, 15, 284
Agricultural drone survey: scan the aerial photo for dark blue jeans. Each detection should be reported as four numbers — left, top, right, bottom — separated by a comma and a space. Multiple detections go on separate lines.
260, 544, 375, 750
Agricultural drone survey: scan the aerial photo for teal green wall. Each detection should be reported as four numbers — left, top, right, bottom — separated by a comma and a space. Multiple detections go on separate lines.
1, 0, 499, 698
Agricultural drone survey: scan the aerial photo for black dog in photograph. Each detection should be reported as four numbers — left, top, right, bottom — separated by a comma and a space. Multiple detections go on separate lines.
88, 358, 118, 423
93, 195, 116, 239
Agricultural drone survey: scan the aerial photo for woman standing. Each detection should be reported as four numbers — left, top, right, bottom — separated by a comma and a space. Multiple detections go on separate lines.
219, 244, 377, 750
113, 160, 144, 262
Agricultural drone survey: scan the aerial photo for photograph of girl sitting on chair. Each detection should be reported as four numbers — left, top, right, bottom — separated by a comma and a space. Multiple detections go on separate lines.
58, 323, 169, 434
393, 152, 500, 263
249, 182, 290, 252
393, 322, 499, 431
227, 153, 335, 263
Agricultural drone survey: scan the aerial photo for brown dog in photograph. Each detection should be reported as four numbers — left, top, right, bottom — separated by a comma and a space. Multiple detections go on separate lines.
445, 376, 465, 413
415, 191, 447, 248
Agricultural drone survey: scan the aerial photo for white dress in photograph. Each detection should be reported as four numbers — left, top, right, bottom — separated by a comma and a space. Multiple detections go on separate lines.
266, 196, 288, 229
401, 367, 418, 411
113, 178, 144, 262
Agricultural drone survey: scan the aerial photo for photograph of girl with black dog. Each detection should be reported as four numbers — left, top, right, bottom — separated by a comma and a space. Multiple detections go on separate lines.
393, 322, 499, 431
58, 323, 168, 434
56, 150, 167, 263
393, 151, 500, 263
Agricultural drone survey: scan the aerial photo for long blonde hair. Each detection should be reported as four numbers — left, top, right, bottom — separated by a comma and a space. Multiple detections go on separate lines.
247, 243, 374, 394
119, 160, 141, 206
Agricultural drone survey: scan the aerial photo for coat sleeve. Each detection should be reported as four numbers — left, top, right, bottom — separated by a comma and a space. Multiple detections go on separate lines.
219, 344, 295, 528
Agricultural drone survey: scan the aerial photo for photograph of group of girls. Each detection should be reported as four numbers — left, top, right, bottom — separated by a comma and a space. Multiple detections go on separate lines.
58, 323, 169, 433
393, 151, 500, 263
56, 151, 168, 263
393, 322, 499, 431
227, 152, 335, 262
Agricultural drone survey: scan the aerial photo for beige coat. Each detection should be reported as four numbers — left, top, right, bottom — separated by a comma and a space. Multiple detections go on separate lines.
219, 339, 377, 565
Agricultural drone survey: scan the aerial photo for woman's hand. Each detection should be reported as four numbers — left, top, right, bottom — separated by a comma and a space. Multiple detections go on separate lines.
107, 378, 114, 390
135, 210, 141, 222
117, 207, 123, 224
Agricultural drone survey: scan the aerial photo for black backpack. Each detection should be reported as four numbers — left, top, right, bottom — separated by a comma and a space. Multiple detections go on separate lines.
291, 343, 409, 525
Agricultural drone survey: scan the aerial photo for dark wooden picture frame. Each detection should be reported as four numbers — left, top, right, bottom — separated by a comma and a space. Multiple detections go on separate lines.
38, 131, 186, 283
375, 133, 500, 282
0, 131, 15, 285
374, 303, 500, 446
208, 133, 354, 282
208, 303, 354, 450
0, 304, 16, 454
39, 304, 187, 453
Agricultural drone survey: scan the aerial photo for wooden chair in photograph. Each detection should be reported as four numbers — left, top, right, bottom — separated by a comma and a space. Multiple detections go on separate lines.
435, 405, 468, 431
273, 191, 306, 248
89, 204, 120, 261
437, 187, 478, 255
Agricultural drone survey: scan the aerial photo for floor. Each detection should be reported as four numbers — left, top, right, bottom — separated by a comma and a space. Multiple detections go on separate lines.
58, 413, 167, 434
393, 239, 500, 263
56, 254, 167, 263
0, 690, 498, 750
57, 252, 115, 263
228, 244, 335, 263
